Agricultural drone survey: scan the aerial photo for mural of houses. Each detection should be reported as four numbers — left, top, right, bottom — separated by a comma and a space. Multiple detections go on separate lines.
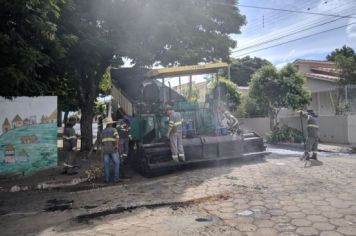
12, 114, 23, 128
2, 118, 11, 133
23, 118, 31, 126
41, 115, 50, 124
4, 144, 16, 164
29, 116, 37, 124
48, 109, 57, 123
18, 149, 29, 162
20, 135, 38, 144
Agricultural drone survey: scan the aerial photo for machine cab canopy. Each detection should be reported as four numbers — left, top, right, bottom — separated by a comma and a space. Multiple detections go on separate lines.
145, 62, 229, 79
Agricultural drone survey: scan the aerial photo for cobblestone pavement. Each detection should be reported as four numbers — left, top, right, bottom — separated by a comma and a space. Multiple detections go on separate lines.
1, 154, 356, 236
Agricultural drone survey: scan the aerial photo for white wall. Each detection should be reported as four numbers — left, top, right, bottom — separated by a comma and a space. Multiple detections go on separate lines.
306, 78, 336, 93
348, 115, 356, 145
240, 114, 355, 145
239, 117, 270, 137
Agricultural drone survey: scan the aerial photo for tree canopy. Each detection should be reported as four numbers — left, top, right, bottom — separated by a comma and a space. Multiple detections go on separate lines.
0, 0, 246, 150
326, 45, 355, 61
249, 64, 310, 130
0, 0, 69, 96
230, 56, 272, 86
209, 76, 241, 111
327, 46, 356, 85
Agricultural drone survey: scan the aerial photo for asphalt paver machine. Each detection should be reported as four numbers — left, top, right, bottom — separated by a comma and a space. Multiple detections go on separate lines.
128, 62, 269, 176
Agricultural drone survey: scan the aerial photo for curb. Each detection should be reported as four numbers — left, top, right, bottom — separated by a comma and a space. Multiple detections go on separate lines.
269, 142, 353, 154
6, 177, 88, 193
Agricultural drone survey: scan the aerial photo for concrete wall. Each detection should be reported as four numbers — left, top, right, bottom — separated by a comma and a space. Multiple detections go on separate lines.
239, 117, 270, 137
241, 114, 355, 145
306, 78, 336, 93
279, 115, 349, 144
348, 115, 356, 145
0, 97, 58, 176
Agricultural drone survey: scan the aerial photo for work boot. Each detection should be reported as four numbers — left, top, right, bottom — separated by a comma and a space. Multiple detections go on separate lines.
310, 152, 317, 160
172, 155, 179, 162
300, 152, 309, 161
179, 155, 186, 162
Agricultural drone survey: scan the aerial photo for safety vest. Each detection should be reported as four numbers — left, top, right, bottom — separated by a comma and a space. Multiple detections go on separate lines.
169, 111, 183, 133
63, 127, 77, 150
117, 120, 130, 139
101, 127, 119, 153
307, 115, 319, 138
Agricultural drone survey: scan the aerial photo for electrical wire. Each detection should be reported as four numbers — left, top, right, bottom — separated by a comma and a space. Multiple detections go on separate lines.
233, 14, 355, 53
238, 4, 356, 19
232, 21, 356, 57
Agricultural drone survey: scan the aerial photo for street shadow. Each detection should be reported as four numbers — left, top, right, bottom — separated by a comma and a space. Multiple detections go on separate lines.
0, 153, 268, 235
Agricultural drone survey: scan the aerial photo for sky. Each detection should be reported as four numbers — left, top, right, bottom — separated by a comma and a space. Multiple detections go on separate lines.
232, 0, 356, 68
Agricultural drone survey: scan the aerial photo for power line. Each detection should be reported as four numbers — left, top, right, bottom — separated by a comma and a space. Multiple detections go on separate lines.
232, 21, 356, 57
238, 4, 356, 19
233, 15, 351, 53
241, 0, 322, 33
235, 4, 356, 49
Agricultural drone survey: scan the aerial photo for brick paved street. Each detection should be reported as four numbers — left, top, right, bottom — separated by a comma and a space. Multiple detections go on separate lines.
1, 153, 356, 235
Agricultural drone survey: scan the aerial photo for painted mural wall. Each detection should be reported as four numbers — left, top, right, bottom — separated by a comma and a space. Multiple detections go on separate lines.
0, 96, 57, 175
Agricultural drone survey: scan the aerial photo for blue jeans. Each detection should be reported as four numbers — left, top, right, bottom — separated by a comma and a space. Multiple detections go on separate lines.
103, 152, 120, 182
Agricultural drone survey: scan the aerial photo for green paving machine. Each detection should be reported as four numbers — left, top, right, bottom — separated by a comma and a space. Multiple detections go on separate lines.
120, 63, 268, 176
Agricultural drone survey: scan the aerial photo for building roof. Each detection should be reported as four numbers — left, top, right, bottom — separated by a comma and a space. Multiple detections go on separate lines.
12, 114, 22, 123
49, 109, 57, 120
146, 62, 228, 79
304, 72, 339, 83
2, 118, 10, 127
294, 59, 335, 67
6, 144, 14, 151
311, 67, 339, 74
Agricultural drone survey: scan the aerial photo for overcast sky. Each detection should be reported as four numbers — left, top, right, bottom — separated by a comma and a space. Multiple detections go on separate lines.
232, 0, 356, 67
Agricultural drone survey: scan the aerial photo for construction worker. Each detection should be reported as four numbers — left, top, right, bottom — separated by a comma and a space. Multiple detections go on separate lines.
101, 117, 121, 183
117, 115, 131, 178
223, 110, 241, 134
300, 110, 319, 161
62, 117, 78, 175
166, 105, 185, 162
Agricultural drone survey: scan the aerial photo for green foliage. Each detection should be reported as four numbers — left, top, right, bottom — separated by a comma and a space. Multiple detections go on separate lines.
334, 54, 356, 85
93, 100, 106, 116
326, 45, 355, 61
181, 84, 200, 101
230, 56, 272, 86
249, 64, 310, 129
266, 125, 303, 144
0, 0, 70, 96
209, 76, 241, 111
99, 69, 112, 95
235, 95, 269, 118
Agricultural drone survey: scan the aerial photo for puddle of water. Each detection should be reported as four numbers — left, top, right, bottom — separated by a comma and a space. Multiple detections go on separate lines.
237, 210, 254, 216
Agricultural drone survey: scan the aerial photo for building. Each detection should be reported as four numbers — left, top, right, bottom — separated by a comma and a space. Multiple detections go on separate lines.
23, 118, 31, 126
4, 144, 16, 164
18, 149, 29, 162
48, 110, 57, 123
2, 118, 11, 133
12, 115, 23, 128
293, 59, 340, 115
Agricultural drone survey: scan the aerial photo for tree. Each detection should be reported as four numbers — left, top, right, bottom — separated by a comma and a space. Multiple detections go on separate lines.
326, 45, 355, 61
230, 56, 272, 86
58, 0, 246, 150
208, 76, 241, 111
0, 0, 70, 97
327, 46, 356, 114
249, 64, 310, 130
